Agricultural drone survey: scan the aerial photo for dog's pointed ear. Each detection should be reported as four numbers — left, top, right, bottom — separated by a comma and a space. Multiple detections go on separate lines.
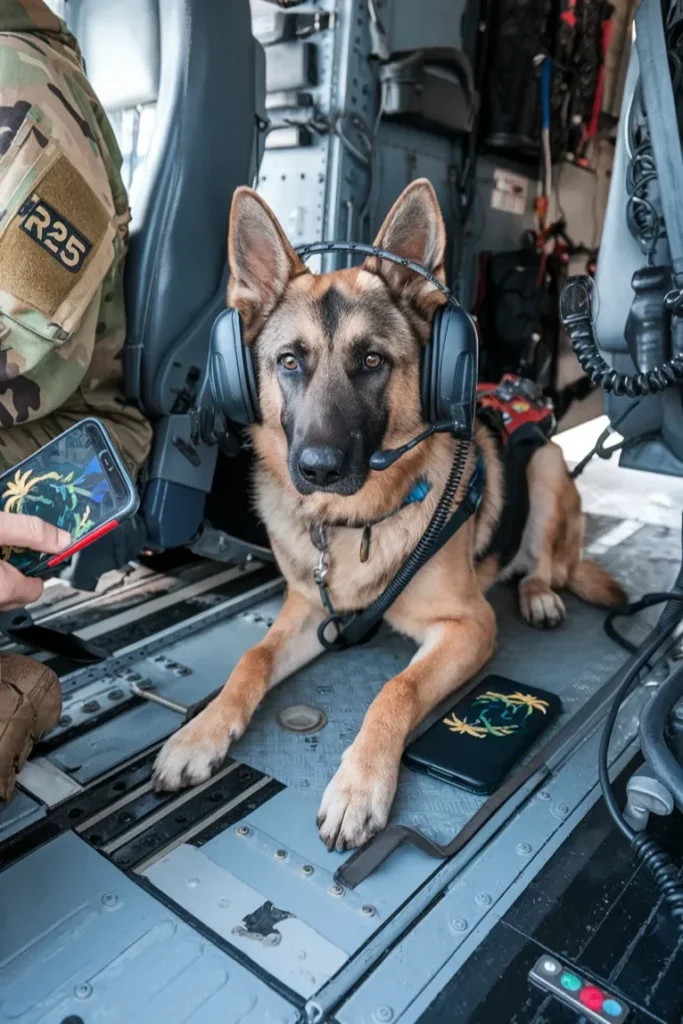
228, 187, 308, 338
365, 179, 447, 314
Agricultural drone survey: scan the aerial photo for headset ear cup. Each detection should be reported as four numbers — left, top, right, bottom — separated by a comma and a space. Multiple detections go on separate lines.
209, 308, 260, 426
420, 307, 445, 424
432, 304, 478, 435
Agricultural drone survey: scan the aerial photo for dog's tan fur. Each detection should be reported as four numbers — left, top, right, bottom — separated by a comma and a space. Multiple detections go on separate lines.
153, 180, 625, 850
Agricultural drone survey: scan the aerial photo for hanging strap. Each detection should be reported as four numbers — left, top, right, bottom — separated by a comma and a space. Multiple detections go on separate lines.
635, 0, 683, 285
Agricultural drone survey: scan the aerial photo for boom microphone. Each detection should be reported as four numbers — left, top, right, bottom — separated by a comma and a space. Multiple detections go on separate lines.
369, 420, 455, 470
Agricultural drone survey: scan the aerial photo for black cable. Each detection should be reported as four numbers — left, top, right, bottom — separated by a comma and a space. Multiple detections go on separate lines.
604, 590, 683, 654
569, 401, 642, 480
317, 441, 471, 649
598, 611, 683, 934
639, 663, 683, 809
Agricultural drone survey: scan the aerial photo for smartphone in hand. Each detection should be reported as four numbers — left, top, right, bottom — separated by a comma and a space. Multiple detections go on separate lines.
0, 418, 139, 577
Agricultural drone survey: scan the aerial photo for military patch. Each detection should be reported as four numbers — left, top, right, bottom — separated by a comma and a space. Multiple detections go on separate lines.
18, 193, 92, 272
0, 151, 110, 325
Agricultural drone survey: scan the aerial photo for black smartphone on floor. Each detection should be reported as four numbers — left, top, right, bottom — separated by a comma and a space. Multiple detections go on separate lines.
0, 417, 139, 577
403, 675, 561, 795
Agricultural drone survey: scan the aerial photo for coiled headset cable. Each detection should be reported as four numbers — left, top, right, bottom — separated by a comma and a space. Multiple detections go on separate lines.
599, 595, 683, 935
560, 276, 683, 397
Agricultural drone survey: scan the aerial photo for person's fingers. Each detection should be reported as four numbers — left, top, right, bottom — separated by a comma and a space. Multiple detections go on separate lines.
0, 560, 43, 610
0, 511, 70, 553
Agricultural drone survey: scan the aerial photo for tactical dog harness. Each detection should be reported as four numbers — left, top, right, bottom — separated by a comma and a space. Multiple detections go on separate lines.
476, 374, 556, 569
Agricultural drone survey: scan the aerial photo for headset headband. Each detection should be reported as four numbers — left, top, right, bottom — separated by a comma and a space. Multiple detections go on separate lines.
294, 241, 460, 307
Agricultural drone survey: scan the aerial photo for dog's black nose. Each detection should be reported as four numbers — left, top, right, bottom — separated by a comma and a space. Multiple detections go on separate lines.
297, 446, 344, 488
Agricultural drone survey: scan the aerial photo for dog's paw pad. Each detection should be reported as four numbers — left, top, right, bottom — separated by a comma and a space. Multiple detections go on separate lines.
520, 584, 566, 629
316, 756, 394, 852
152, 715, 231, 792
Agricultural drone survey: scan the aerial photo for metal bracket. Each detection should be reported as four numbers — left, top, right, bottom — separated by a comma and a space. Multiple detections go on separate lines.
235, 822, 381, 920
129, 681, 190, 718
190, 525, 275, 565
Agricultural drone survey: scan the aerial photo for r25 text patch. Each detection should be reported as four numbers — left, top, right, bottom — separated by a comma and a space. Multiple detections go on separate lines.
18, 194, 92, 273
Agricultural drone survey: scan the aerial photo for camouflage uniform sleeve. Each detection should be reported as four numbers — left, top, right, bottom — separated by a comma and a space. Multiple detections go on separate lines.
0, 19, 123, 429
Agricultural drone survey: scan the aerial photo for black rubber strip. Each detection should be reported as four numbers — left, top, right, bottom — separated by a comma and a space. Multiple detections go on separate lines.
0, 746, 162, 871
109, 763, 266, 870
45, 564, 279, 675
190, 777, 285, 847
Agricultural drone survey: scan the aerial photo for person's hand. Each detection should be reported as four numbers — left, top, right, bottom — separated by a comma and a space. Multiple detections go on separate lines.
0, 512, 71, 611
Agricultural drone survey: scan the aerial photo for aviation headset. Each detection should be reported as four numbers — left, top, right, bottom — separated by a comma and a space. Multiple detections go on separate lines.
208, 241, 479, 465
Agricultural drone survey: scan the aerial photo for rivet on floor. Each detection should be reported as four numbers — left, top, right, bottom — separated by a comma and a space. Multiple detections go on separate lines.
301, 864, 314, 876
101, 892, 118, 908
237, 826, 250, 837
516, 842, 532, 855
475, 893, 492, 907
361, 904, 376, 917
74, 984, 92, 1000
451, 918, 468, 932
274, 849, 288, 860
329, 883, 345, 897
373, 1007, 394, 1023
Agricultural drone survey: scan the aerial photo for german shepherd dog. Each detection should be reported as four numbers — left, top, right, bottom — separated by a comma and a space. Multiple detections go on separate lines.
153, 180, 625, 850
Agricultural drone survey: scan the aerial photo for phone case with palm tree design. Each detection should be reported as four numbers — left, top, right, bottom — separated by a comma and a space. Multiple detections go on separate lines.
403, 675, 561, 794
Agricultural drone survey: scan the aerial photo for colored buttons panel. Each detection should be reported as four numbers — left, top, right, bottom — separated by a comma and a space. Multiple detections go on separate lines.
529, 955, 629, 1024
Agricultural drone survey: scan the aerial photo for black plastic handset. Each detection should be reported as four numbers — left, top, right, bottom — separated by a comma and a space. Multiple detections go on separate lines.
625, 266, 671, 372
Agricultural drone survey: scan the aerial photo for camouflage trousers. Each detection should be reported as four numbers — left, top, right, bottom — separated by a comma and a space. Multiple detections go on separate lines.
0, 387, 151, 477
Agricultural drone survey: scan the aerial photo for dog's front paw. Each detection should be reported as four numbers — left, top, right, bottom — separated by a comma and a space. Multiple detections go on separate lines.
152, 705, 237, 792
316, 748, 397, 851
519, 579, 566, 629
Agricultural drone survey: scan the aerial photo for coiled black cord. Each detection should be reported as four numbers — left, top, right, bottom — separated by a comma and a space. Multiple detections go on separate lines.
631, 832, 683, 928
359, 442, 470, 614
318, 441, 471, 649
598, 607, 683, 935
560, 276, 683, 397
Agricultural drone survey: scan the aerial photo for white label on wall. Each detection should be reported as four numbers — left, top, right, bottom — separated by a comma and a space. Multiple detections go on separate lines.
491, 169, 529, 215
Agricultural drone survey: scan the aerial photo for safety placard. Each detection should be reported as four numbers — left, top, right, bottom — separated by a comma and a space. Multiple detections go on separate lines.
491, 169, 529, 215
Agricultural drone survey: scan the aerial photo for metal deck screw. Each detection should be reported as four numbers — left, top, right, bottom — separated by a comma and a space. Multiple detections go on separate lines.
538, 790, 551, 801
301, 864, 314, 876
475, 893, 492, 907
361, 904, 375, 917
329, 883, 345, 897
74, 984, 92, 1000
274, 849, 288, 860
516, 842, 532, 855
555, 803, 569, 816
373, 1007, 394, 1023
236, 826, 250, 837
451, 918, 468, 932
101, 892, 118, 908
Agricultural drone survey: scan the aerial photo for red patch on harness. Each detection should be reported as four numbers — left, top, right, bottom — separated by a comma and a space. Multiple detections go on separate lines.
477, 374, 555, 441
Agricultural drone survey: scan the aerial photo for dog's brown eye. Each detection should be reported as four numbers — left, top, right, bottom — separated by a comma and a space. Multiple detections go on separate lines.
279, 353, 299, 371
364, 352, 383, 369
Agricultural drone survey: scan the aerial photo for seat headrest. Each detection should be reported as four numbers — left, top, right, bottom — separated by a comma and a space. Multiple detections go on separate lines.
76, 0, 160, 111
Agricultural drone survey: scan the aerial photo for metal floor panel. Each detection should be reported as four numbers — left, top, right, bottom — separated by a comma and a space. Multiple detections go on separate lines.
1, 513, 677, 1022
0, 831, 298, 1024
141, 786, 441, 995
0, 790, 44, 843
